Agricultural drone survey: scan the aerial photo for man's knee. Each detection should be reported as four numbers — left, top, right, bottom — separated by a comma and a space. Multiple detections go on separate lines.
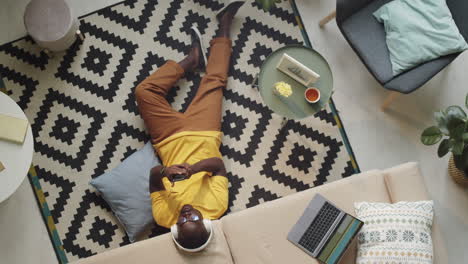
134, 83, 147, 103
135, 83, 159, 106
202, 75, 227, 91
135, 82, 167, 103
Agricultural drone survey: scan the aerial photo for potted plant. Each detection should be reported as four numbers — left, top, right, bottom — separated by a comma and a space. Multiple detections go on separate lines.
421, 93, 468, 186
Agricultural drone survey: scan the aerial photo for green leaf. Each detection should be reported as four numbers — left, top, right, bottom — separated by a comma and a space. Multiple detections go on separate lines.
447, 117, 465, 132
263, 2, 273, 10
466, 93, 468, 109
421, 126, 443, 145
454, 148, 468, 171
256, 0, 266, 9
258, 0, 275, 10
445, 106, 466, 133
446, 105, 467, 121
438, 139, 451, 157
452, 140, 465, 155
434, 111, 449, 134
451, 123, 466, 140
463, 133, 468, 141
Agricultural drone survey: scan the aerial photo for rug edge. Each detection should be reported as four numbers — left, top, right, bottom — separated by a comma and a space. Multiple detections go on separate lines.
289, 0, 361, 174
0, 87, 68, 264
27, 166, 69, 263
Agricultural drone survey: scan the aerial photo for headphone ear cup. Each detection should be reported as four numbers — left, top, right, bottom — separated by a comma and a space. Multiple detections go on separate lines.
203, 219, 212, 234
170, 224, 178, 240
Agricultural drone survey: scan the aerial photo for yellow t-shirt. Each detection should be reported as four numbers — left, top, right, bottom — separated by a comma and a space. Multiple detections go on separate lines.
150, 131, 228, 228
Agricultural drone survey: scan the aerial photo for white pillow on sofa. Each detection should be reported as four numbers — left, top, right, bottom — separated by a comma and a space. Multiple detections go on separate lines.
354, 201, 434, 264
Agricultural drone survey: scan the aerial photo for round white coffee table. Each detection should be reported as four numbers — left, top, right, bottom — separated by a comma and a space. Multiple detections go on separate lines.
0, 92, 34, 202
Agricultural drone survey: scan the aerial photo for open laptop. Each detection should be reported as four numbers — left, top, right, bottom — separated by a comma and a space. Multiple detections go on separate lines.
287, 194, 363, 264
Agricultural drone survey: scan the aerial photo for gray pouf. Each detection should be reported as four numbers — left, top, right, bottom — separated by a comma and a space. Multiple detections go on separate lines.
24, 0, 80, 52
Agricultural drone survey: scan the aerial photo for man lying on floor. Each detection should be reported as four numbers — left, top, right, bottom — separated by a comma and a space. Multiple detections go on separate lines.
134, 1, 245, 252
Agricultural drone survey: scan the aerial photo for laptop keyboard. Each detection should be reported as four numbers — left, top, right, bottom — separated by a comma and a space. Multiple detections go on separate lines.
298, 202, 341, 254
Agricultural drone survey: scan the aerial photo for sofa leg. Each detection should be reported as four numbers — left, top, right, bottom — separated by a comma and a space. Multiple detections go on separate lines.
319, 10, 336, 28
381, 91, 401, 111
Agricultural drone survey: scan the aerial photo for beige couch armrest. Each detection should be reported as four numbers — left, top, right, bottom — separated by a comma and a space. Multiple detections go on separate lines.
382, 162, 448, 263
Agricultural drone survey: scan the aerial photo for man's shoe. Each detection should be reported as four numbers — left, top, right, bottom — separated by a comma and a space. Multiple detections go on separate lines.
216, 1, 245, 21
190, 26, 208, 72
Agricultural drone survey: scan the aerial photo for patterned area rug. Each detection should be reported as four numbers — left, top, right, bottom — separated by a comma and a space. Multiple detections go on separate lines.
0, 0, 359, 262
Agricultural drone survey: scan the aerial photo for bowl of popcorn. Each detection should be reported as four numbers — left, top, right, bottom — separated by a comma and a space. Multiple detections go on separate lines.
273, 81, 292, 98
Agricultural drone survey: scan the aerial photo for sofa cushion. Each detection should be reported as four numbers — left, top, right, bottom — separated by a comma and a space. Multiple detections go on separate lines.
373, 0, 468, 76
221, 170, 391, 264
383, 162, 429, 201
382, 162, 448, 263
74, 221, 233, 264
339, 0, 394, 83
354, 201, 435, 264
89, 142, 159, 242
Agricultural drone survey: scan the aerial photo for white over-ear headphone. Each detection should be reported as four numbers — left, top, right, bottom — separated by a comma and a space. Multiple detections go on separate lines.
171, 219, 213, 253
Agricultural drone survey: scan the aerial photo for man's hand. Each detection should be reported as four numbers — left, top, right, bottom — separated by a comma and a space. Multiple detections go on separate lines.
149, 165, 166, 193
149, 159, 225, 193
164, 165, 186, 176
179, 163, 194, 178
163, 164, 193, 186
150, 164, 189, 192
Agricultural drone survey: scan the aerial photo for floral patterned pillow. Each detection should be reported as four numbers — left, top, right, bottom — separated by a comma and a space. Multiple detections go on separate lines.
354, 201, 434, 264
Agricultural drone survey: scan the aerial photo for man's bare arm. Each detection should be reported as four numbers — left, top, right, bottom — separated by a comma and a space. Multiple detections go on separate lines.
149, 165, 166, 193
149, 164, 190, 192
190, 157, 227, 177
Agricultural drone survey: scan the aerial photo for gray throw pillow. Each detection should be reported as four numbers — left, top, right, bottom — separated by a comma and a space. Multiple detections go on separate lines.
90, 142, 160, 242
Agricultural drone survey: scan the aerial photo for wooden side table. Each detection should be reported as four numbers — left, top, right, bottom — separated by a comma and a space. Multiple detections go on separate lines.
24, 0, 84, 54
0, 92, 34, 203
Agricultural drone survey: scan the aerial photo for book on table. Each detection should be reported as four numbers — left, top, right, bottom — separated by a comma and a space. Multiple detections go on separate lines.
0, 113, 29, 144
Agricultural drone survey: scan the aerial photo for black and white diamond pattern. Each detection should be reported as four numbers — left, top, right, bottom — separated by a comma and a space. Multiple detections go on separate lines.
55, 22, 138, 102
86, 216, 120, 248
81, 46, 112, 76
32, 89, 107, 171
0, 0, 357, 262
222, 110, 248, 141
49, 114, 81, 145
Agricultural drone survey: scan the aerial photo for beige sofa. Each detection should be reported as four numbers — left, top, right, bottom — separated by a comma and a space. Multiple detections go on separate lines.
75, 162, 447, 264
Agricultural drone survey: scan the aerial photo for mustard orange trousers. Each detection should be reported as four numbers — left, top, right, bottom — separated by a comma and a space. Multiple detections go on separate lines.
135, 38, 232, 144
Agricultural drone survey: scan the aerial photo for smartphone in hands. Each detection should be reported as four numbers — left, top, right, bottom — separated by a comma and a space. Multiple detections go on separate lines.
172, 174, 187, 182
